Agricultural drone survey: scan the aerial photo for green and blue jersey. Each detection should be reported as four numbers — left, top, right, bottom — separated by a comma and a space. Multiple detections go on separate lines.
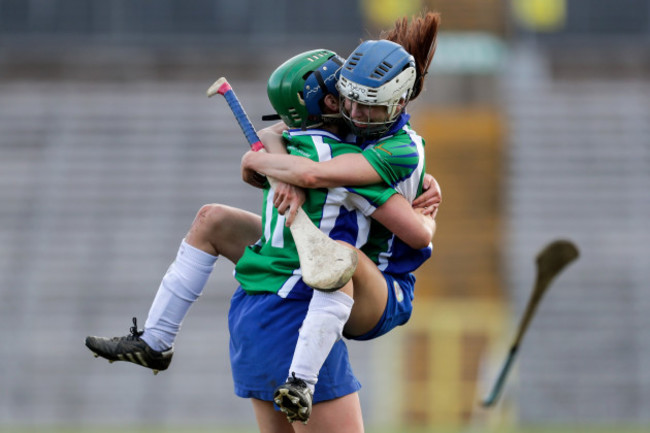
356, 113, 432, 275
234, 129, 394, 300
234, 113, 432, 299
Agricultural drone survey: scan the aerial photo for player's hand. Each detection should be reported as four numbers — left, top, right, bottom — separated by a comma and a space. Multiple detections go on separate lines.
413, 173, 441, 218
273, 181, 305, 226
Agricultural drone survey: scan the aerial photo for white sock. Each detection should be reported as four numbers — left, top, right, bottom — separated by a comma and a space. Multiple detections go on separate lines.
141, 239, 217, 351
288, 290, 354, 392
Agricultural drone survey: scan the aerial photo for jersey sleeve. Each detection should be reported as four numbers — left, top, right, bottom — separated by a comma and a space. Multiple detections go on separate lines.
345, 184, 396, 216
281, 131, 399, 214
362, 129, 422, 188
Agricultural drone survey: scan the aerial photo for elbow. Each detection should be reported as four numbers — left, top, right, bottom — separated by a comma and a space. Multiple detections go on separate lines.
411, 235, 432, 250
411, 222, 435, 249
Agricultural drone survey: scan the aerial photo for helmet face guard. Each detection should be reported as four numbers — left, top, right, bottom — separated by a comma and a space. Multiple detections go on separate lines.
267, 49, 342, 129
337, 40, 416, 138
338, 97, 397, 139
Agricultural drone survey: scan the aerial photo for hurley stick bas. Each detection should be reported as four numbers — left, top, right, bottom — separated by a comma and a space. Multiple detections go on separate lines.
207, 77, 358, 291
481, 239, 580, 407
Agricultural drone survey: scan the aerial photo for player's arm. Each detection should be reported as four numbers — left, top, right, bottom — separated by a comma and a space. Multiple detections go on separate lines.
372, 194, 435, 249
241, 122, 289, 186
257, 121, 289, 154
243, 148, 441, 220
412, 173, 442, 217
242, 151, 381, 188
241, 121, 306, 225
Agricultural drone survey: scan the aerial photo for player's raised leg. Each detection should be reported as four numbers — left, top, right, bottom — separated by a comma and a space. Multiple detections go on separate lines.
85, 205, 262, 373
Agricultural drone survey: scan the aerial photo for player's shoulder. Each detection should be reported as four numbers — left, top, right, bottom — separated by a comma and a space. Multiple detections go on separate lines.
371, 127, 417, 151
286, 128, 342, 143
376, 121, 424, 150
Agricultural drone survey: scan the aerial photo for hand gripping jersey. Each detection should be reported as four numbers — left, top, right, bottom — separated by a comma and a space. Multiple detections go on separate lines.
234, 129, 396, 300
356, 113, 433, 275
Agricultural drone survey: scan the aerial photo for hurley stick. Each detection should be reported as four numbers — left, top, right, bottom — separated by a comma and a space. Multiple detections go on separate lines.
482, 239, 579, 407
207, 77, 358, 291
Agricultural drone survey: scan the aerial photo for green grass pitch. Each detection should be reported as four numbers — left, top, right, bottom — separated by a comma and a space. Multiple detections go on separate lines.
1, 426, 649, 433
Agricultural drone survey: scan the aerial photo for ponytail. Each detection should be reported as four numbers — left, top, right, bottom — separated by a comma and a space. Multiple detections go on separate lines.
381, 11, 441, 101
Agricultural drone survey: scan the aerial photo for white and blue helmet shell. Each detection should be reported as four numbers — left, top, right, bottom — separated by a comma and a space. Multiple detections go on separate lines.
337, 40, 416, 137
338, 40, 416, 108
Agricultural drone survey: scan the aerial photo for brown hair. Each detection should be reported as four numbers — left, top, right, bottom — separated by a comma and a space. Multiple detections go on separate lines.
381, 11, 441, 101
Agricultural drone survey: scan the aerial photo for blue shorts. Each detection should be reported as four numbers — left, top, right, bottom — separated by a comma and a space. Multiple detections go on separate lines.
345, 272, 415, 341
228, 287, 361, 403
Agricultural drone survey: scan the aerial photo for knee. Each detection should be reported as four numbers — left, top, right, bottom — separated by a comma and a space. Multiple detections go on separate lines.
193, 203, 230, 232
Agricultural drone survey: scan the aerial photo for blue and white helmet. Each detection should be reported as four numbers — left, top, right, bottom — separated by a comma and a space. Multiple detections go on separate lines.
337, 40, 416, 137
303, 54, 344, 119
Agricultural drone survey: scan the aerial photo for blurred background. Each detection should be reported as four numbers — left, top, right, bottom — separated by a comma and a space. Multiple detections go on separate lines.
1, 0, 649, 432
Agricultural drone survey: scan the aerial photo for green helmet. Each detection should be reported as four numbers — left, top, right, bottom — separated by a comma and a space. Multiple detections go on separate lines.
267, 49, 342, 128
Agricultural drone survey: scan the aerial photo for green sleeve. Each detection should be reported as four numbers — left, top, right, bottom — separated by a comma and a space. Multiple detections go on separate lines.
362, 129, 423, 187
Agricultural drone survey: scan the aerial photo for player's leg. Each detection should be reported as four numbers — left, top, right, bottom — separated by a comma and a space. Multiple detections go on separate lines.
185, 203, 262, 263
275, 243, 387, 423
343, 249, 390, 337
293, 393, 364, 433
250, 399, 296, 433
140, 204, 262, 350
252, 396, 364, 433
232, 283, 361, 427
274, 245, 355, 423
85, 204, 262, 372
345, 252, 416, 342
